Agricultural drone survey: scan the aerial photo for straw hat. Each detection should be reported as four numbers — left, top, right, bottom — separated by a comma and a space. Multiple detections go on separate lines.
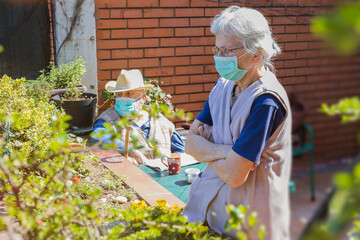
105, 69, 153, 93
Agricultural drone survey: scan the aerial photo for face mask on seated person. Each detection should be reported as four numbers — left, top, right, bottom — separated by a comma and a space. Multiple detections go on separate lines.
115, 95, 143, 117
214, 51, 249, 82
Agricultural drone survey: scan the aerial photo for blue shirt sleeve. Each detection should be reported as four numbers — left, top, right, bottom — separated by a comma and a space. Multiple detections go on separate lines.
91, 119, 129, 151
232, 94, 286, 164
196, 98, 213, 126
171, 130, 185, 153
196, 80, 219, 126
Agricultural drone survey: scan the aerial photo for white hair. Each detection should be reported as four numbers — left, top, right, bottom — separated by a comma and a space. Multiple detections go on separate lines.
211, 6, 281, 71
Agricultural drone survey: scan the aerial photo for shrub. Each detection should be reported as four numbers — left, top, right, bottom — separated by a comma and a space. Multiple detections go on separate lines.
0, 75, 263, 239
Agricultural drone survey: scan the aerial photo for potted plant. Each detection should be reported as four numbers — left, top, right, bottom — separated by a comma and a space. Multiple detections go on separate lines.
37, 56, 97, 134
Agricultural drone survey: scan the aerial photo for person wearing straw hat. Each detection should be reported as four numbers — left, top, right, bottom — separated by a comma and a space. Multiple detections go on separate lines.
92, 69, 185, 165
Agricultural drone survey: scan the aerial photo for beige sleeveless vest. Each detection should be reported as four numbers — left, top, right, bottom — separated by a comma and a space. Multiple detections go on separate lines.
96, 107, 175, 158
183, 70, 292, 240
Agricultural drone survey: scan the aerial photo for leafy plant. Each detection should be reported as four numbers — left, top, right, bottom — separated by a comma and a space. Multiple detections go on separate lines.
37, 56, 86, 100
0, 75, 261, 239
144, 78, 175, 112
311, 1, 360, 55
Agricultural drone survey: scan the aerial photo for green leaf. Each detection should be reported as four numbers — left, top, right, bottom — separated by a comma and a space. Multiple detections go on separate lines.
334, 172, 353, 189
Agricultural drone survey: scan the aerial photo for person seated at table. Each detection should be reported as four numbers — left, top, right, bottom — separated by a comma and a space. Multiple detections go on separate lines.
91, 69, 185, 165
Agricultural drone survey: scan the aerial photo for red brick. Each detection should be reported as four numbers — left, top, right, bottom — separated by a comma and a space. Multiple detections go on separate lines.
175, 65, 203, 75
272, 16, 297, 25
97, 71, 111, 80
111, 9, 142, 19
128, 19, 158, 28
95, 9, 110, 18
144, 28, 174, 38
204, 64, 217, 74
95, 0, 126, 8
275, 34, 297, 43
97, 19, 127, 29
190, 0, 219, 7
97, 40, 127, 49
177, 102, 204, 112
145, 48, 174, 57
175, 8, 204, 17
282, 76, 307, 85
272, 25, 285, 34
205, 8, 224, 17
205, 27, 213, 36
283, 59, 308, 68
127, 0, 159, 8
160, 0, 189, 7
191, 55, 213, 65
144, 9, 174, 18
176, 84, 203, 94
189, 92, 210, 102
111, 70, 121, 79
160, 75, 189, 85
128, 38, 159, 48
276, 68, 296, 77
175, 27, 204, 37
160, 18, 189, 27
308, 41, 325, 50
97, 50, 111, 59
176, 46, 204, 56
98, 60, 127, 70
170, 94, 190, 104
272, 0, 298, 6
144, 67, 174, 77
161, 57, 190, 66
160, 38, 189, 47
276, 52, 296, 60
111, 29, 142, 39
97, 80, 110, 91
96, 30, 110, 39
285, 25, 309, 34
190, 74, 218, 83
129, 58, 159, 68
204, 82, 216, 91
295, 67, 319, 76
284, 42, 308, 51
204, 46, 214, 55
298, 0, 321, 6
274, 60, 284, 69
296, 50, 320, 59
190, 17, 211, 27
112, 49, 144, 59
161, 86, 175, 94
191, 36, 214, 46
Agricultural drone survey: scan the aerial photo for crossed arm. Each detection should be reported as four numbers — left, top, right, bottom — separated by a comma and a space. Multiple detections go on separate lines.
185, 119, 257, 188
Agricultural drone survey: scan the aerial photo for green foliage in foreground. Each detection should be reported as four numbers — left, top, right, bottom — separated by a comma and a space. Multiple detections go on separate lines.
303, 162, 360, 239
0, 75, 264, 239
311, 1, 360, 55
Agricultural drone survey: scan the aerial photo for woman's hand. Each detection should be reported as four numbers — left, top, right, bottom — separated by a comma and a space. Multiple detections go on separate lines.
198, 124, 214, 142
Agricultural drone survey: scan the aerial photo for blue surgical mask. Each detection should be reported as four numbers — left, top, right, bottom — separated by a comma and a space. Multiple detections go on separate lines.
214, 52, 248, 82
115, 96, 142, 116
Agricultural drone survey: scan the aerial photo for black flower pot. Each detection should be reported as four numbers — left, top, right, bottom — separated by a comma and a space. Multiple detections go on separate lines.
52, 93, 97, 135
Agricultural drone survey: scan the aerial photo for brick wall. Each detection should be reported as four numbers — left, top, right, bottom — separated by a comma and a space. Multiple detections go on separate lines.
95, 0, 360, 164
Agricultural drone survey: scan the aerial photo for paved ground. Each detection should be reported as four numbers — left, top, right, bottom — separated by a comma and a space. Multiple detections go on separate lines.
289, 165, 346, 240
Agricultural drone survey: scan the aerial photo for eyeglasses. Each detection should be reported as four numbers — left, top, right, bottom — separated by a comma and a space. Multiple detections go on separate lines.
212, 46, 243, 56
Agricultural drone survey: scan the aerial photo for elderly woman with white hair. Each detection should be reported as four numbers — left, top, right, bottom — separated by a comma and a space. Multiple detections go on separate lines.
183, 6, 292, 240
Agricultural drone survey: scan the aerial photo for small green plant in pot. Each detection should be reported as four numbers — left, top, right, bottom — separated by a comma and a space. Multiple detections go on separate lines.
38, 56, 97, 134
